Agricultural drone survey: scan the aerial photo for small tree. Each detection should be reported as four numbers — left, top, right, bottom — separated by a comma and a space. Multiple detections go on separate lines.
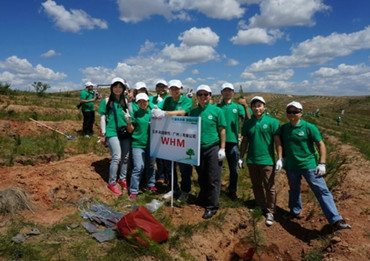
32, 81, 50, 96
186, 148, 195, 159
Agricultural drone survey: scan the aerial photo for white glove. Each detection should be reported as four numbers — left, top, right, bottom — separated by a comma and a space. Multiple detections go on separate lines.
238, 158, 244, 168
123, 110, 132, 123
315, 163, 326, 177
275, 158, 283, 172
151, 106, 167, 118
218, 148, 226, 161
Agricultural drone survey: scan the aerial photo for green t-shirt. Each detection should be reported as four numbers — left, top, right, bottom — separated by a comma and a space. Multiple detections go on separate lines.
97, 98, 128, 138
217, 101, 245, 143
131, 108, 151, 148
241, 113, 280, 165
131, 98, 154, 112
190, 103, 226, 149
280, 119, 322, 170
80, 89, 95, 111
158, 94, 192, 114
150, 94, 168, 105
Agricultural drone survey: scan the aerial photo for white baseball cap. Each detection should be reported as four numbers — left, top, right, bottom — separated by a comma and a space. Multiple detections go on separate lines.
251, 96, 266, 105
286, 101, 303, 110
134, 82, 147, 90
196, 84, 212, 94
155, 79, 168, 87
221, 82, 234, 91
136, 93, 149, 102
111, 77, 127, 86
85, 81, 94, 87
168, 79, 182, 88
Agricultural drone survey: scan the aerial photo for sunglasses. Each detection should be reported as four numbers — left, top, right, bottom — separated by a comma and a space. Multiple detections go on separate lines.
286, 110, 301, 114
197, 93, 209, 97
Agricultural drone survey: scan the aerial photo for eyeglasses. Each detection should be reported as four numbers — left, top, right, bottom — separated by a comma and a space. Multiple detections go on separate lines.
197, 93, 209, 97
286, 110, 301, 114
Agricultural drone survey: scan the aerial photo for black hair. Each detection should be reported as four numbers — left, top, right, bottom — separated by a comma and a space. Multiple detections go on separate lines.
106, 82, 128, 113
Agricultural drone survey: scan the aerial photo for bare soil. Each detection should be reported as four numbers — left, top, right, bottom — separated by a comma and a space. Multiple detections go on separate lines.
0, 119, 369, 261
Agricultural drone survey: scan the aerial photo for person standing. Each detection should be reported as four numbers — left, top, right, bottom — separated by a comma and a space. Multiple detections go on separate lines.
152, 79, 194, 203
150, 80, 170, 184
280, 101, 351, 230
130, 82, 153, 112
239, 96, 282, 226
217, 82, 247, 200
126, 93, 157, 201
98, 77, 131, 195
190, 85, 226, 219
80, 81, 99, 137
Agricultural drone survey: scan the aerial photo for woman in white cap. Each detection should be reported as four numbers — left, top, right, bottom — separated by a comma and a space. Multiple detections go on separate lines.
79, 81, 99, 137
98, 77, 131, 195
130, 82, 153, 112
280, 101, 351, 230
239, 96, 282, 226
126, 93, 157, 201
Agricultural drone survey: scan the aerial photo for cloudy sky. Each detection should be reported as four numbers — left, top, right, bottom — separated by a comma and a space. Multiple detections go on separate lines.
1, 0, 369, 95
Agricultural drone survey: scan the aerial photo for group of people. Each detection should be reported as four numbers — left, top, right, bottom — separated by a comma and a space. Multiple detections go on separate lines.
79, 78, 351, 229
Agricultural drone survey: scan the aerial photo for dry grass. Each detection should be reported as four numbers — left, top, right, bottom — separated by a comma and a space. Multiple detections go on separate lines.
0, 187, 34, 215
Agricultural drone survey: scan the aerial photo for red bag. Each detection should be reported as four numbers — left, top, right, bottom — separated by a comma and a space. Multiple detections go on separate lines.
117, 206, 169, 245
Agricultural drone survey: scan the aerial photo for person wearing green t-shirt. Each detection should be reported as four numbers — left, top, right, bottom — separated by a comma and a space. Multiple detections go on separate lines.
152, 79, 194, 203
239, 96, 282, 226
79, 81, 99, 137
190, 85, 226, 219
129, 82, 154, 112
280, 101, 351, 230
150, 80, 170, 184
126, 93, 157, 201
217, 82, 249, 201
98, 77, 131, 195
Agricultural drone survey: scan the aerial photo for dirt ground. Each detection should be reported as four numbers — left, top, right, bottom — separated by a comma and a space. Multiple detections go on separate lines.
0, 119, 370, 260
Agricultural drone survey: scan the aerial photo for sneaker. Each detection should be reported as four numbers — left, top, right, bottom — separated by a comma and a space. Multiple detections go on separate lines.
129, 194, 137, 201
84, 135, 90, 138
107, 183, 122, 195
333, 220, 351, 230
149, 186, 158, 193
117, 179, 128, 190
283, 212, 303, 220
162, 190, 173, 199
177, 192, 189, 203
265, 213, 274, 226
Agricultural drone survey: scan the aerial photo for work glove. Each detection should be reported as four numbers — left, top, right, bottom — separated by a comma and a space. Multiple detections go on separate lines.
315, 163, 326, 177
275, 158, 283, 172
151, 106, 167, 118
123, 110, 132, 123
218, 148, 226, 161
238, 158, 244, 168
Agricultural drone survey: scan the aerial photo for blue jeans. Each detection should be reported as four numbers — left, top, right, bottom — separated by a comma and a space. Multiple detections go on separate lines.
107, 136, 130, 185
225, 142, 239, 193
130, 148, 156, 194
286, 169, 343, 225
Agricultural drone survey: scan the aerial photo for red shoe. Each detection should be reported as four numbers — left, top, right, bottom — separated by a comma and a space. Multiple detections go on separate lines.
117, 179, 128, 190
107, 183, 122, 195
149, 186, 158, 193
129, 194, 137, 201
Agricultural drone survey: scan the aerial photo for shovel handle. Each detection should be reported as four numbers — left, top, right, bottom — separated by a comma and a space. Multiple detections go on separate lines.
29, 118, 66, 136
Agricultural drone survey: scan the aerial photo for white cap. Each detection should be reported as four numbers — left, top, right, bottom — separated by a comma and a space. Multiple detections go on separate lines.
286, 101, 303, 110
155, 79, 168, 87
196, 84, 212, 94
135, 93, 149, 102
111, 77, 127, 86
221, 82, 234, 91
134, 82, 147, 90
85, 81, 94, 87
168, 79, 182, 88
251, 96, 266, 105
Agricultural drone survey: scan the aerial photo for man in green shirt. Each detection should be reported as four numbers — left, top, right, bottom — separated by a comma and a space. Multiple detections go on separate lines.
239, 96, 282, 226
79, 81, 99, 137
190, 85, 226, 219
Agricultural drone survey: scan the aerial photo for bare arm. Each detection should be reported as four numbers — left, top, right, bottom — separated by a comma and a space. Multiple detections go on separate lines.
166, 110, 187, 116
316, 140, 326, 163
239, 136, 248, 159
238, 97, 251, 120
218, 127, 226, 150
274, 135, 283, 159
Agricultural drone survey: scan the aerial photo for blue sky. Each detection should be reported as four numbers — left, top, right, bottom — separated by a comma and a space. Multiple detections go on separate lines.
1, 0, 369, 96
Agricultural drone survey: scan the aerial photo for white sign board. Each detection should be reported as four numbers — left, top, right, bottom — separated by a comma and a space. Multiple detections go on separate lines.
150, 116, 201, 166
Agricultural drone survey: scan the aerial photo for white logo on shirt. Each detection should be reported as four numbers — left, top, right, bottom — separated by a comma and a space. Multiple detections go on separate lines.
208, 115, 213, 120
298, 131, 304, 136
233, 109, 237, 113
263, 124, 268, 129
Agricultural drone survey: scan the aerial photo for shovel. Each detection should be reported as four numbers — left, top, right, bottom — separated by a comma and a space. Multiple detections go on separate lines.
29, 118, 76, 140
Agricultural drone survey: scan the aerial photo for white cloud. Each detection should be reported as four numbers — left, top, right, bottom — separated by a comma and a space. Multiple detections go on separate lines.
117, 0, 245, 23
41, 0, 108, 33
248, 0, 330, 28
41, 49, 61, 58
231, 28, 283, 45
0, 56, 67, 90
179, 27, 219, 47
227, 59, 239, 66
